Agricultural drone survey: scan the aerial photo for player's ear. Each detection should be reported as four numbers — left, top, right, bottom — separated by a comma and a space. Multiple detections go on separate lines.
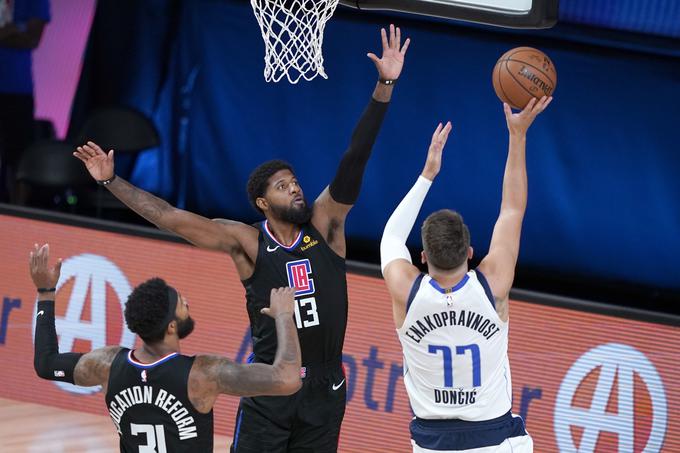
421, 251, 427, 265
468, 247, 474, 260
256, 197, 268, 212
167, 320, 177, 337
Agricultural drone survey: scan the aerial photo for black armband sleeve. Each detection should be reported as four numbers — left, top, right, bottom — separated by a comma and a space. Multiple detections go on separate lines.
329, 98, 389, 204
34, 300, 83, 384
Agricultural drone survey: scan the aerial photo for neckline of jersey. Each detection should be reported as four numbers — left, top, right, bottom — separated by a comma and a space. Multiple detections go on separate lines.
263, 220, 304, 250
127, 350, 179, 369
428, 273, 470, 294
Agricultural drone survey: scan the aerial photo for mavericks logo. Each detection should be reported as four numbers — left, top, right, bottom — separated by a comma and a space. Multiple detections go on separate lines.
32, 254, 135, 394
554, 343, 667, 452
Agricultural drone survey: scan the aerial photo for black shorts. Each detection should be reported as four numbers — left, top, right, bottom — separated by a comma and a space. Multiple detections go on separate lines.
230, 361, 346, 453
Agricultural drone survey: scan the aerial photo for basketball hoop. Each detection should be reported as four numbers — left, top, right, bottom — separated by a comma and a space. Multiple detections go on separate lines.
250, 0, 340, 84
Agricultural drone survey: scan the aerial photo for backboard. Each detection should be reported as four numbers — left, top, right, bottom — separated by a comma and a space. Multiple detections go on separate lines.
338, 0, 559, 29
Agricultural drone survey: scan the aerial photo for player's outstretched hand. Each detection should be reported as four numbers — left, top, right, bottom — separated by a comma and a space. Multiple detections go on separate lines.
73, 141, 115, 182
29, 243, 62, 290
367, 24, 410, 81
262, 287, 296, 319
421, 121, 453, 181
504, 96, 552, 137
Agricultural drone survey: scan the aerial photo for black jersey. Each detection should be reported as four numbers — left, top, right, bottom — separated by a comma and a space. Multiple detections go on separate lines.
242, 221, 348, 366
105, 348, 213, 453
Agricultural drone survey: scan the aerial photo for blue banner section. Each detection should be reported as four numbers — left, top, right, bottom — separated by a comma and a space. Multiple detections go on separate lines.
559, 0, 680, 38
79, 0, 680, 290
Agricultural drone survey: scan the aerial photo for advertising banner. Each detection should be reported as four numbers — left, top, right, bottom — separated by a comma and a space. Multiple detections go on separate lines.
1, 213, 678, 451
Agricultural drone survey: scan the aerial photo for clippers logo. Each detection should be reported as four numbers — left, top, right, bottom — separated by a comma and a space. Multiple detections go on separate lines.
554, 343, 667, 452
287, 259, 315, 297
32, 254, 135, 395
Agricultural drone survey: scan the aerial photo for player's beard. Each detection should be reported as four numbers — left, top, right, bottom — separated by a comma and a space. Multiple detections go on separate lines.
271, 198, 313, 225
176, 316, 195, 339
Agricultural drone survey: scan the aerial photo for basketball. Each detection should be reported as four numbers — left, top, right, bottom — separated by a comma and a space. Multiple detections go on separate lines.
492, 47, 557, 109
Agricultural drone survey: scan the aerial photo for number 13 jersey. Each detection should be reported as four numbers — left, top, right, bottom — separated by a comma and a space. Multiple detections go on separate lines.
242, 220, 348, 366
397, 269, 511, 421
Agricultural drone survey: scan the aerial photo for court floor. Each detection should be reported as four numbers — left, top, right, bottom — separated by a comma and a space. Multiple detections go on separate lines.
0, 398, 232, 452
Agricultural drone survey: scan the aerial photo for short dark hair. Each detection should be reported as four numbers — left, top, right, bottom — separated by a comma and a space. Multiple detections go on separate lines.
246, 160, 294, 213
124, 277, 173, 343
421, 209, 471, 270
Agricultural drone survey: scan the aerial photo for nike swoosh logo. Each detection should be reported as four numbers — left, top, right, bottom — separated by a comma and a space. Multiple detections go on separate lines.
266, 245, 280, 252
332, 379, 345, 391
37, 310, 45, 316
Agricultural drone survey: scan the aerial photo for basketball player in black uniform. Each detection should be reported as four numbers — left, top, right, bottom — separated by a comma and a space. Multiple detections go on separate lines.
30, 243, 302, 452
73, 24, 410, 452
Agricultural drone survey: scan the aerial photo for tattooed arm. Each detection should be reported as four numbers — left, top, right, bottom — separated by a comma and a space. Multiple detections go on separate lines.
188, 288, 302, 413
104, 176, 255, 254
73, 346, 121, 388
73, 142, 258, 260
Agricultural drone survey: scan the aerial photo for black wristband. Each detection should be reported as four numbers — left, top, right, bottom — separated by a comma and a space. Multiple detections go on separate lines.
96, 175, 116, 186
37, 287, 56, 293
378, 78, 397, 86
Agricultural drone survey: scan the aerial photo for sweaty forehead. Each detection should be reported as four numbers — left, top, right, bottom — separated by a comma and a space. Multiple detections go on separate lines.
268, 169, 296, 186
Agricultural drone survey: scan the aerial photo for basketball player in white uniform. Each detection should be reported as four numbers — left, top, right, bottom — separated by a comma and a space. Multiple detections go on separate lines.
380, 96, 552, 452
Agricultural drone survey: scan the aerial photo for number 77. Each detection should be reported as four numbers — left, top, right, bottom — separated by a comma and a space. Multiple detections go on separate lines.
428, 343, 481, 388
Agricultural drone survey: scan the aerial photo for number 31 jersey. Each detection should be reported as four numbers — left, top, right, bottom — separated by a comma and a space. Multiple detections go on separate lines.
105, 349, 214, 452
397, 269, 511, 421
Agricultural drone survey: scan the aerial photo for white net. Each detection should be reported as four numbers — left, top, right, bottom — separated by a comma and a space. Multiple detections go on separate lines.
250, 0, 340, 84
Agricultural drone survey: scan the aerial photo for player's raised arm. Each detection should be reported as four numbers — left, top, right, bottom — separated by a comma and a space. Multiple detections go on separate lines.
189, 287, 301, 407
30, 243, 120, 388
381, 122, 452, 327
312, 24, 410, 256
478, 96, 552, 321
73, 142, 257, 260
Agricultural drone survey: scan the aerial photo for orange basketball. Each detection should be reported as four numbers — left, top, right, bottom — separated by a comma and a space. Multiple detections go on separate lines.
492, 47, 557, 109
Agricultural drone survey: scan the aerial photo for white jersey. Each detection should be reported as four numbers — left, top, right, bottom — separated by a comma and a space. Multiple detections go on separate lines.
397, 269, 511, 421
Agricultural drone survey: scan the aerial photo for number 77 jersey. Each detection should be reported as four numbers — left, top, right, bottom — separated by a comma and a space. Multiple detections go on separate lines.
397, 270, 512, 421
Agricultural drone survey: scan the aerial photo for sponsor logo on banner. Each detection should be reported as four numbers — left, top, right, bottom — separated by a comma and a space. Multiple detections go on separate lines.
554, 343, 667, 452
32, 254, 135, 395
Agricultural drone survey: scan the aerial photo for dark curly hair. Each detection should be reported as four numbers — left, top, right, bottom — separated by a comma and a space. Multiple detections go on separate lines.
124, 277, 174, 343
421, 209, 471, 270
246, 160, 294, 214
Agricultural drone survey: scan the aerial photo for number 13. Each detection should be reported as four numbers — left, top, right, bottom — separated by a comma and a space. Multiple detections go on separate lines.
293, 296, 319, 328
